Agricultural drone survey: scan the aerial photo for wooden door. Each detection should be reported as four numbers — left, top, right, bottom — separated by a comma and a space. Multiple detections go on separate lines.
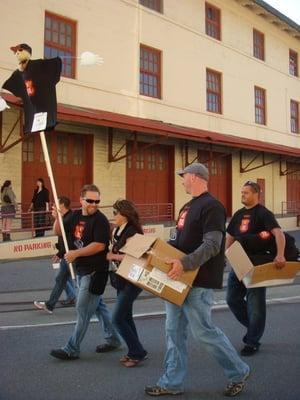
257, 178, 265, 206
287, 162, 300, 205
22, 131, 93, 208
198, 150, 232, 216
126, 142, 174, 219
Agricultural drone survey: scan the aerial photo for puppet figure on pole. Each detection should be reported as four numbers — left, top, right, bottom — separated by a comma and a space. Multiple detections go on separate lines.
1, 43, 75, 279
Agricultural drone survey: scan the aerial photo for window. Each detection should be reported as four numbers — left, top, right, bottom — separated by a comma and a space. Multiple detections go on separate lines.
254, 86, 266, 125
73, 136, 84, 165
206, 69, 222, 114
289, 50, 298, 77
253, 29, 264, 61
22, 136, 34, 162
136, 148, 144, 170
44, 12, 76, 78
140, 45, 161, 99
57, 136, 68, 164
205, 3, 221, 41
291, 100, 299, 133
139, 0, 163, 13
40, 136, 51, 162
158, 150, 166, 171
148, 148, 156, 170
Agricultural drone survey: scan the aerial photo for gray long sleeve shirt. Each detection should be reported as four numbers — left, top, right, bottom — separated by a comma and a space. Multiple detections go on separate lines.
180, 230, 223, 271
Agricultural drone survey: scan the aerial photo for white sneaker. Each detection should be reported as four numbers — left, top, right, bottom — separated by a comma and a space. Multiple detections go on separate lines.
34, 301, 53, 314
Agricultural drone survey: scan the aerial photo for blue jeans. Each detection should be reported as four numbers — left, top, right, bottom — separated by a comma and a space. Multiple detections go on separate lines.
95, 295, 121, 347
157, 287, 249, 392
65, 279, 76, 300
64, 274, 120, 357
112, 283, 147, 360
226, 269, 266, 347
46, 259, 76, 311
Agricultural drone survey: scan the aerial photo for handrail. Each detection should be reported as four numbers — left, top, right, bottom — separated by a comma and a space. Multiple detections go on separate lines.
281, 201, 300, 217
0, 203, 174, 238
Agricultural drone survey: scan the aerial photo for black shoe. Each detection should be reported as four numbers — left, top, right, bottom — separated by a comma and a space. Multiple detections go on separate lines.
60, 298, 76, 306
95, 343, 120, 353
50, 348, 79, 360
241, 345, 259, 356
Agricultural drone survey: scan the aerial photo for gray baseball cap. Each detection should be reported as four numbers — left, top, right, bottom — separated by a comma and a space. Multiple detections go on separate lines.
177, 163, 209, 181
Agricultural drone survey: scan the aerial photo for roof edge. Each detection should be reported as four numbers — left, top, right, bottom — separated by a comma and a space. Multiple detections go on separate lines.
2, 92, 300, 158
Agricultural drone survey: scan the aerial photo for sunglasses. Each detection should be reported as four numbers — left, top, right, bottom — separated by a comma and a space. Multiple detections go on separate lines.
244, 181, 260, 193
83, 198, 100, 204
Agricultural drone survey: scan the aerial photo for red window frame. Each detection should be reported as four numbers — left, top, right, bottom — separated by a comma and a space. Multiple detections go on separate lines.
289, 50, 298, 77
205, 3, 221, 41
253, 29, 265, 61
140, 44, 162, 99
254, 86, 266, 125
44, 11, 77, 79
139, 0, 163, 13
206, 69, 222, 114
291, 100, 299, 134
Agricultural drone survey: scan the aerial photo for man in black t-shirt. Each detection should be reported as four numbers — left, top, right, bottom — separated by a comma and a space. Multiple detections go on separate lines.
226, 181, 286, 357
145, 163, 249, 398
50, 184, 120, 360
34, 196, 76, 314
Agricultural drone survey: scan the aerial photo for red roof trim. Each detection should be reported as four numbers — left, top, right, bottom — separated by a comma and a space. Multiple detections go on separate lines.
3, 93, 300, 157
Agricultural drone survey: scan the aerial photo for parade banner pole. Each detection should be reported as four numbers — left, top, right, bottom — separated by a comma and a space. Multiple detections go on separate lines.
39, 130, 75, 280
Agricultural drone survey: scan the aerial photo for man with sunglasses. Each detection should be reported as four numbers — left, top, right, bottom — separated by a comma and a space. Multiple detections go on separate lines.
226, 181, 286, 356
50, 184, 120, 360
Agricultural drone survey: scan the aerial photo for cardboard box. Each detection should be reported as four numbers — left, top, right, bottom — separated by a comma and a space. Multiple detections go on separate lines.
225, 241, 300, 288
116, 234, 198, 306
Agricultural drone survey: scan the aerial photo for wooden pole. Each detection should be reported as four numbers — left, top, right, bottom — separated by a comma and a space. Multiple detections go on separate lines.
39, 131, 75, 280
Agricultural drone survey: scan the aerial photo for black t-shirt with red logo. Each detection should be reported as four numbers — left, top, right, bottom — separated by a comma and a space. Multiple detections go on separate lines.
2, 57, 62, 133
67, 209, 110, 275
170, 192, 226, 289
227, 204, 281, 265
227, 204, 279, 238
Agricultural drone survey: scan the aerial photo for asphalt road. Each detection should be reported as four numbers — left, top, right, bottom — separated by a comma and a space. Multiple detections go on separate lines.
0, 303, 300, 400
0, 229, 300, 399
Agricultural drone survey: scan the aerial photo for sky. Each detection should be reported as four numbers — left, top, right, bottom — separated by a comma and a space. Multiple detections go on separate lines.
264, 0, 300, 25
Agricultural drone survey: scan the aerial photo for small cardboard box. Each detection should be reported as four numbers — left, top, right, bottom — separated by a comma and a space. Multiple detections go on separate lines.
116, 234, 198, 306
225, 241, 300, 288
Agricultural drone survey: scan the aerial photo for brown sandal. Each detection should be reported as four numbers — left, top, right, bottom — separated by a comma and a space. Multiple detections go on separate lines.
119, 355, 130, 363
121, 354, 148, 368
121, 358, 141, 367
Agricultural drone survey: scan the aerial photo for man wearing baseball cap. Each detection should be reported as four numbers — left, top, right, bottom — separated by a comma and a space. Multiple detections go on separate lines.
10, 43, 32, 55
145, 163, 250, 397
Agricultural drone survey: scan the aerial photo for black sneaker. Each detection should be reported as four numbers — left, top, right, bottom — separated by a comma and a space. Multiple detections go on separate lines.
241, 345, 259, 356
95, 343, 121, 353
50, 349, 79, 360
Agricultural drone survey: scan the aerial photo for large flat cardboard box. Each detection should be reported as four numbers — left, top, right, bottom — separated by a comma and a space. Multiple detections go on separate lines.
226, 241, 300, 288
116, 234, 198, 306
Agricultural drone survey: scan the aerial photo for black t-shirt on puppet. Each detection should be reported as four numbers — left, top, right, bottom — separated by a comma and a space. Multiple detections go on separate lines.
169, 192, 226, 289
67, 209, 110, 276
2, 57, 62, 133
